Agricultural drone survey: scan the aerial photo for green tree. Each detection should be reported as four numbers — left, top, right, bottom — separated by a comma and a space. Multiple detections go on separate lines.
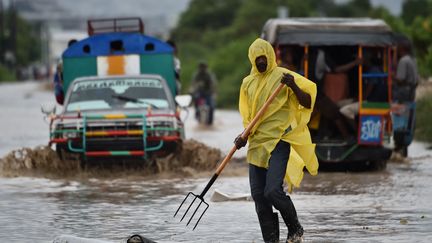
409, 16, 432, 77
172, 0, 432, 107
14, 15, 41, 66
0, 64, 15, 81
0, 8, 41, 81
171, 0, 242, 41
368, 6, 407, 33
401, 0, 432, 25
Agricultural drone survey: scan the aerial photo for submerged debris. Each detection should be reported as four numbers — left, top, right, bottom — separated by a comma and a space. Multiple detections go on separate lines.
400, 218, 408, 225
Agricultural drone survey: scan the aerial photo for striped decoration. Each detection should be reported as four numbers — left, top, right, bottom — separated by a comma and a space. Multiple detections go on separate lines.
97, 55, 140, 76
86, 150, 145, 157
86, 130, 143, 137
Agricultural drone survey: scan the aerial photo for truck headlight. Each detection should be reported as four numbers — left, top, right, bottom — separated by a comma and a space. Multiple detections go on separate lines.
63, 132, 78, 138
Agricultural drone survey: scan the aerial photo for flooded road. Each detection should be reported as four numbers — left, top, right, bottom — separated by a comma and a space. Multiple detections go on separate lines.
1, 82, 432, 242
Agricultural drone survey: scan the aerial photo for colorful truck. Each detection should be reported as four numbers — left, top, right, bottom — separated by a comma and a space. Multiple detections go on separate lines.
45, 18, 187, 165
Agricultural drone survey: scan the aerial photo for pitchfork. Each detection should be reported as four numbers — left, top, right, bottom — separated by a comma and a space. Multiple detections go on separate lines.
174, 83, 286, 230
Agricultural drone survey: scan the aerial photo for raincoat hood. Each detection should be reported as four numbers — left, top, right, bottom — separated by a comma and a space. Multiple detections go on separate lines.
248, 38, 277, 75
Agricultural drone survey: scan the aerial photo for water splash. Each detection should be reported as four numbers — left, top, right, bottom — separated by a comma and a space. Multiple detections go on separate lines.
0, 145, 80, 177
0, 139, 223, 179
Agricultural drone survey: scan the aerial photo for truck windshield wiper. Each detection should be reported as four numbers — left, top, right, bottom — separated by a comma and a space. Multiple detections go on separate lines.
112, 94, 159, 109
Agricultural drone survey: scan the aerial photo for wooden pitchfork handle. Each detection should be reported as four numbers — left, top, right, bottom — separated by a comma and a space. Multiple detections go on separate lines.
198, 83, 286, 198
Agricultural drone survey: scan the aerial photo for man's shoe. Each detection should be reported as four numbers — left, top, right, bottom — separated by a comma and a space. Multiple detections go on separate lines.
286, 235, 303, 243
286, 226, 304, 243
258, 212, 280, 243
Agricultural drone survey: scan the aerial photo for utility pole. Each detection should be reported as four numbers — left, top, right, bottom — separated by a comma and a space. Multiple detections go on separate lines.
0, 0, 4, 64
10, 0, 17, 68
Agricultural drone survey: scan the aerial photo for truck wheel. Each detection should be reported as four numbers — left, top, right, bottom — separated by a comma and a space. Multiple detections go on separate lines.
175, 140, 183, 153
378, 160, 387, 170
370, 160, 387, 171
79, 158, 87, 170
199, 106, 208, 124
56, 144, 66, 160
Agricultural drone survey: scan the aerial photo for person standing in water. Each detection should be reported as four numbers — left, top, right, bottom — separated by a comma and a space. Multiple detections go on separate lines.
235, 38, 318, 243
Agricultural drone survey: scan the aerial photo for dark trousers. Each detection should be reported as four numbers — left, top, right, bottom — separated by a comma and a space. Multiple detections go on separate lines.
249, 140, 301, 240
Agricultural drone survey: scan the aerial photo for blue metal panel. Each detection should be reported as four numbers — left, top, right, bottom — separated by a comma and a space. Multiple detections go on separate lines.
359, 115, 383, 144
63, 33, 173, 57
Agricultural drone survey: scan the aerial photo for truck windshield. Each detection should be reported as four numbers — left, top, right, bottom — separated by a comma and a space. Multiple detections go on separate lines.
66, 78, 170, 111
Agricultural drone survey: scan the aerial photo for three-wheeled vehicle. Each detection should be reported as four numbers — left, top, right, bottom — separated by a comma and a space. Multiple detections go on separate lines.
43, 18, 189, 165
262, 18, 408, 170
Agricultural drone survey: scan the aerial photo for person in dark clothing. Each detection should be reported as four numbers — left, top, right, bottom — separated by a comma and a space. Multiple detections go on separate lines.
53, 39, 78, 105
190, 61, 217, 125
280, 47, 299, 72
340, 50, 386, 120
235, 38, 318, 243
392, 41, 418, 103
314, 48, 362, 138
53, 62, 64, 105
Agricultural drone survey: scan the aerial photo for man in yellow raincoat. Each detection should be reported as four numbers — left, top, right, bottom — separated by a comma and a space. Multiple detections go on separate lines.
235, 38, 318, 243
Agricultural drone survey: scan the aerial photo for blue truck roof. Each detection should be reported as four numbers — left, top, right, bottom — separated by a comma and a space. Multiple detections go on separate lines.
62, 32, 173, 58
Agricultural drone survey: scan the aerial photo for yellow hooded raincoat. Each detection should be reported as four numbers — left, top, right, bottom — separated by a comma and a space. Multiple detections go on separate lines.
239, 38, 318, 191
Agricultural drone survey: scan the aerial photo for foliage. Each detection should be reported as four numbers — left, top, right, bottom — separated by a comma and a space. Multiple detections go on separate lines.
0, 64, 15, 81
377, 0, 432, 79
171, 0, 242, 42
173, 0, 319, 107
415, 94, 432, 143
14, 15, 41, 66
210, 34, 257, 108
401, 0, 432, 25
172, 0, 432, 108
422, 46, 432, 77
0, 8, 40, 81
409, 16, 432, 77
368, 7, 408, 33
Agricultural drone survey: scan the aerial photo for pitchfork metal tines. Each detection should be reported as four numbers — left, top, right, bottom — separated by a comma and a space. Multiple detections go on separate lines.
173, 192, 209, 230
174, 173, 217, 230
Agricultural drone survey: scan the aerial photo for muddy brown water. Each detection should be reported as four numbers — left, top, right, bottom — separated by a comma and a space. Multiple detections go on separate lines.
1, 82, 432, 242
1, 143, 432, 242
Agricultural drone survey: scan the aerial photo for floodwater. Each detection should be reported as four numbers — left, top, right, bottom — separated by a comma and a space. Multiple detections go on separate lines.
1, 82, 432, 243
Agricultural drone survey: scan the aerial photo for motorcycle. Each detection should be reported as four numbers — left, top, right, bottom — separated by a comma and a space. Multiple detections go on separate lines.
193, 93, 213, 125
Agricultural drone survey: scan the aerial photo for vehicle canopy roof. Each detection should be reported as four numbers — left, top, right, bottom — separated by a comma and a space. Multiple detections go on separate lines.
262, 18, 394, 46
62, 32, 173, 57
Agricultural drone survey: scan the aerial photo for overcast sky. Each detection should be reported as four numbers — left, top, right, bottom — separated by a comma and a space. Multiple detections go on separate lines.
371, 0, 403, 16
335, 0, 403, 15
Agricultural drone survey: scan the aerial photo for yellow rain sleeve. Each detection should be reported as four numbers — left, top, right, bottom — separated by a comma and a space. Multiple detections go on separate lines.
239, 81, 251, 129
282, 71, 318, 191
